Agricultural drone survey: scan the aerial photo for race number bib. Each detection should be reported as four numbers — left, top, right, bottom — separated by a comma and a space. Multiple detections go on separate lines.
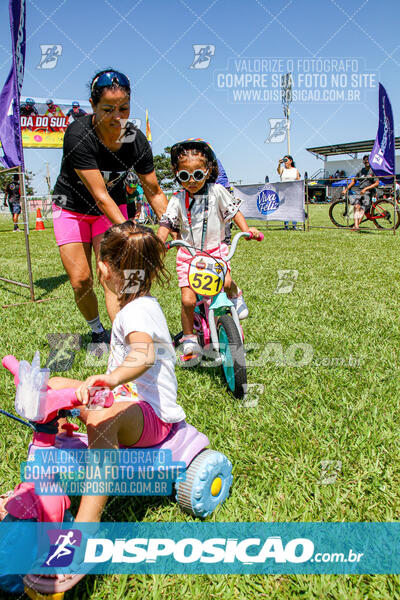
188, 254, 227, 296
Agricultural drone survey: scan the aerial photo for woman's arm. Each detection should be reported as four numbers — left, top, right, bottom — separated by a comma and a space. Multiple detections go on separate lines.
297, 170, 301, 180
75, 168, 126, 224
277, 159, 283, 175
137, 170, 168, 219
76, 331, 154, 404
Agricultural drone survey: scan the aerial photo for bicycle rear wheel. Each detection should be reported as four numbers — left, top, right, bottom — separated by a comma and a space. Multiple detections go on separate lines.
372, 199, 400, 230
217, 314, 246, 398
329, 200, 354, 228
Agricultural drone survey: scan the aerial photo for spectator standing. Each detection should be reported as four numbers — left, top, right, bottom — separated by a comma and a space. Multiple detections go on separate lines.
277, 154, 300, 230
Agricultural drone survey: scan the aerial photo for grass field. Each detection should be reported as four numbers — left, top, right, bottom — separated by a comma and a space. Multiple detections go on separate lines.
1, 207, 400, 599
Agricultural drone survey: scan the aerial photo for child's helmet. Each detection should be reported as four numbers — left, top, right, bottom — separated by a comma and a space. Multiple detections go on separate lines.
125, 170, 139, 188
170, 139, 218, 182
25, 98, 35, 105
170, 138, 217, 165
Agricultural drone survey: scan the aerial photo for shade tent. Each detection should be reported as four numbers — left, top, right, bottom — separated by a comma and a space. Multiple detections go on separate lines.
307, 138, 400, 160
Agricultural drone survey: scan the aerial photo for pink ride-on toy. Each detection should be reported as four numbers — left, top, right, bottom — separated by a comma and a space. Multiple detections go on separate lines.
0, 353, 233, 597
168, 231, 263, 399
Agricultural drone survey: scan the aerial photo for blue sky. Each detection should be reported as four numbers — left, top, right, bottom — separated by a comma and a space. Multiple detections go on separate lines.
0, 0, 399, 194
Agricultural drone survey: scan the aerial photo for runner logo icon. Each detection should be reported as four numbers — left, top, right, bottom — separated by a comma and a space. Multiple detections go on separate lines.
42, 529, 82, 568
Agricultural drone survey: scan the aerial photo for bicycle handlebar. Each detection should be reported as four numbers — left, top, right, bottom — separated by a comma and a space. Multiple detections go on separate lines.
165, 231, 264, 260
225, 231, 263, 261
166, 239, 196, 256
2, 355, 114, 422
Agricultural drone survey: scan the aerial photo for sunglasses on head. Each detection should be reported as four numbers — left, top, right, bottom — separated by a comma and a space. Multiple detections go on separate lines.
91, 71, 130, 92
176, 169, 208, 183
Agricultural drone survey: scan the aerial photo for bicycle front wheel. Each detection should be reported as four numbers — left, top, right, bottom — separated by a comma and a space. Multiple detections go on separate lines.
329, 199, 354, 228
372, 199, 400, 230
217, 314, 246, 398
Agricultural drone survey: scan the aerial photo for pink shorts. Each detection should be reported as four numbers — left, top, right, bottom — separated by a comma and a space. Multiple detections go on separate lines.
113, 387, 172, 447
176, 243, 231, 288
52, 203, 128, 246
131, 401, 173, 447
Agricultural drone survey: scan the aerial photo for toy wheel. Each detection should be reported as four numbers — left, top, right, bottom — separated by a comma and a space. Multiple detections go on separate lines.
175, 449, 232, 518
217, 314, 247, 398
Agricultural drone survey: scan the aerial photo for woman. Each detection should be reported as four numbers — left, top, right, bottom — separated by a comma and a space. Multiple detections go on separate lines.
277, 154, 301, 230
52, 69, 168, 348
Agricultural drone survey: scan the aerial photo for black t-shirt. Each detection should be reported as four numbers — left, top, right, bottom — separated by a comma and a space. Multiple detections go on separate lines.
66, 108, 87, 120
53, 115, 154, 215
6, 182, 20, 204
20, 105, 38, 116
355, 166, 377, 195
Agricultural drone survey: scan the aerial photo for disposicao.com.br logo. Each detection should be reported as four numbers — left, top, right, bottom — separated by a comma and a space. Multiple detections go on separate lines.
83, 536, 362, 567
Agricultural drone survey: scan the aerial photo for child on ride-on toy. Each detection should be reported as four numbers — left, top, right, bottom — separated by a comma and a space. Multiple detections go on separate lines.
158, 138, 262, 356
44, 222, 186, 523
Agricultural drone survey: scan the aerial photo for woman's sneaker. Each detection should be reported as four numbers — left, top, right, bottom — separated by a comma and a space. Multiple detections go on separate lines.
181, 334, 201, 357
231, 291, 249, 319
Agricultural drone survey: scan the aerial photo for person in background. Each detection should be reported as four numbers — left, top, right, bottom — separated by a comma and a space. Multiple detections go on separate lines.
341, 155, 379, 231
45, 99, 65, 117
20, 98, 38, 117
124, 170, 144, 220
277, 154, 301, 230
66, 101, 87, 122
216, 158, 233, 244
3, 174, 22, 232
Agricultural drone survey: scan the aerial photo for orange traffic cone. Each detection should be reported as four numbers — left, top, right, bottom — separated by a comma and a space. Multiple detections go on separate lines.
35, 208, 45, 231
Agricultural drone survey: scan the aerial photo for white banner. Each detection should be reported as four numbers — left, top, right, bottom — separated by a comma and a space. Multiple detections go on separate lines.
233, 180, 305, 222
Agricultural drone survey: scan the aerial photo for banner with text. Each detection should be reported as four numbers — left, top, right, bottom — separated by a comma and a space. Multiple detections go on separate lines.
1, 522, 400, 576
233, 180, 305, 222
0, 97, 143, 148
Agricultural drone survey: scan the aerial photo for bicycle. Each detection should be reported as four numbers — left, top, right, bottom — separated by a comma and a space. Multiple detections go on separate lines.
167, 231, 263, 399
329, 193, 400, 230
0, 352, 233, 597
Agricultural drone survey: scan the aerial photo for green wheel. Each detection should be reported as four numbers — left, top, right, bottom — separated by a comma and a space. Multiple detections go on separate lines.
217, 314, 246, 398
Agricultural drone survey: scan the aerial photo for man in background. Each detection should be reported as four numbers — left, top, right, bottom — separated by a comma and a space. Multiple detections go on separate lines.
4, 174, 22, 232
342, 155, 379, 231
66, 101, 87, 122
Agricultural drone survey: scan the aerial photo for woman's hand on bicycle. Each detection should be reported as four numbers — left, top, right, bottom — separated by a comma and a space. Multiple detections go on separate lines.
76, 373, 118, 405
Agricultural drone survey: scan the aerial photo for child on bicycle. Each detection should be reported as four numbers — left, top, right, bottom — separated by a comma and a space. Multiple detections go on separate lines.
46, 222, 186, 524
158, 138, 262, 356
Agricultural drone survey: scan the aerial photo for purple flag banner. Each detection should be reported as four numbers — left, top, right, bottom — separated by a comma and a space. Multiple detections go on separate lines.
369, 83, 395, 178
0, 0, 26, 169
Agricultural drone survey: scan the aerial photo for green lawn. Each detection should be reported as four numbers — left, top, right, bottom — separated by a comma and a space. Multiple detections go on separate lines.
0, 215, 400, 599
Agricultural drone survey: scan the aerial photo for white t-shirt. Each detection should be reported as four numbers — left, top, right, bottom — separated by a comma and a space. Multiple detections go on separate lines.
107, 296, 185, 423
279, 166, 299, 182
161, 183, 241, 250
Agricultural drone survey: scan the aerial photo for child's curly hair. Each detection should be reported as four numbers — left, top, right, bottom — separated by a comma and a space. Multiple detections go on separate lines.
100, 221, 169, 307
